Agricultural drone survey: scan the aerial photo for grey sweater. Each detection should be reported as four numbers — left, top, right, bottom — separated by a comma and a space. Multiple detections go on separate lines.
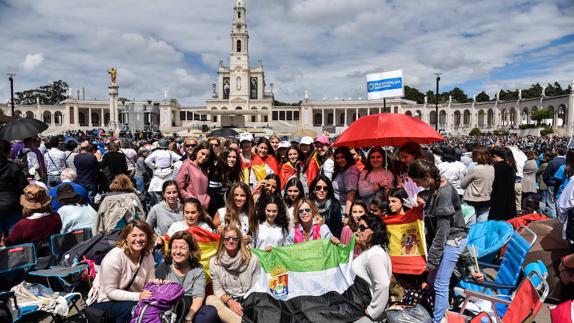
146, 201, 182, 236
155, 262, 206, 298
460, 164, 494, 202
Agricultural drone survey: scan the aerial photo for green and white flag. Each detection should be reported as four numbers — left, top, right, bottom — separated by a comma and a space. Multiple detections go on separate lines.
242, 237, 371, 323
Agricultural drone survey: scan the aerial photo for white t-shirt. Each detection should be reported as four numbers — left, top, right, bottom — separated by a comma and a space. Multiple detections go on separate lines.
253, 222, 288, 249
217, 207, 250, 235
166, 221, 213, 237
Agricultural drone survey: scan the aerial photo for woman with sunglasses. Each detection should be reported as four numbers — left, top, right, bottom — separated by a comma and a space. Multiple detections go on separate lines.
352, 214, 392, 322
286, 198, 333, 245
407, 159, 467, 323
207, 226, 259, 323
309, 175, 343, 238
358, 147, 395, 206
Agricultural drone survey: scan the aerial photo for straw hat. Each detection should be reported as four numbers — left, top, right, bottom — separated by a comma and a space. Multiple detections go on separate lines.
20, 184, 51, 210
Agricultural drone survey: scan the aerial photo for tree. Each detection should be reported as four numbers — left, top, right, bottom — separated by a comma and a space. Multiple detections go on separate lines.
530, 108, 554, 125
469, 128, 482, 136
449, 87, 470, 103
14, 80, 69, 105
475, 91, 490, 102
404, 86, 425, 104
522, 83, 543, 99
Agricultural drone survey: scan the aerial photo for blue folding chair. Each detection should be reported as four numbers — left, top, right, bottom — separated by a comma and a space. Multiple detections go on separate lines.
0, 243, 65, 322
458, 225, 537, 298
466, 221, 514, 262
28, 229, 92, 292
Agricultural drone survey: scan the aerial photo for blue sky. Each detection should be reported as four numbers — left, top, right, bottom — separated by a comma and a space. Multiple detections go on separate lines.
1, 0, 573, 105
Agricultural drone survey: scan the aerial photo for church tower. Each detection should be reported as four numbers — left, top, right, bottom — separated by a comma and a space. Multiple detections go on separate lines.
231, 0, 249, 69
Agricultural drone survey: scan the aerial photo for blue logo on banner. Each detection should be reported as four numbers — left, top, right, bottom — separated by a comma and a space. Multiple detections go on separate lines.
367, 77, 403, 93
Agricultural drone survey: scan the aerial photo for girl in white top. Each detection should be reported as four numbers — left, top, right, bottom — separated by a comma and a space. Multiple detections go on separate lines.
213, 182, 256, 244
166, 197, 213, 237
253, 195, 289, 250
351, 214, 392, 322
358, 147, 395, 205
283, 178, 305, 229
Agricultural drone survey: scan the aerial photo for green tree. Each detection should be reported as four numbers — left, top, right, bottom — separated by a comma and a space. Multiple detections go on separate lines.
476, 91, 490, 102
14, 80, 69, 105
499, 89, 518, 101
469, 128, 482, 136
449, 87, 470, 103
522, 83, 543, 99
404, 86, 426, 104
530, 108, 554, 125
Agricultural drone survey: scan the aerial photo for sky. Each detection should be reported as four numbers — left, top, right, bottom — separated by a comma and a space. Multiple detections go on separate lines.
1, 0, 573, 105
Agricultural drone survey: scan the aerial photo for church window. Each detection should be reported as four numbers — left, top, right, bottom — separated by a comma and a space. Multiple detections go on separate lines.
294, 111, 300, 120
272, 111, 278, 120
238, 11, 241, 18
236, 77, 241, 90
237, 40, 242, 52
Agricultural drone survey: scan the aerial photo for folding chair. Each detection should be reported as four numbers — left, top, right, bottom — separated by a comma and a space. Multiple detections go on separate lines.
453, 270, 549, 323
28, 229, 92, 293
457, 225, 537, 298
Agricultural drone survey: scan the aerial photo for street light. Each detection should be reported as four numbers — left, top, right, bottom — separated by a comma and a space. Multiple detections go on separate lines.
434, 73, 441, 131
7, 73, 15, 117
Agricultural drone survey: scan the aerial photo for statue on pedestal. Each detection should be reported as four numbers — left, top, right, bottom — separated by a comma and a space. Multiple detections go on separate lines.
107, 67, 117, 86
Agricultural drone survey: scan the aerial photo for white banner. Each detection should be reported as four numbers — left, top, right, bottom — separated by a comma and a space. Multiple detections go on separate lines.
366, 70, 404, 100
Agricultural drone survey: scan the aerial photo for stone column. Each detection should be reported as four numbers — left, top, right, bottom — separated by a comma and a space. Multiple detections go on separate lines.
355, 107, 359, 121
108, 85, 119, 130
88, 108, 92, 127
568, 80, 574, 137
344, 109, 348, 126
101, 108, 105, 127
321, 108, 325, 127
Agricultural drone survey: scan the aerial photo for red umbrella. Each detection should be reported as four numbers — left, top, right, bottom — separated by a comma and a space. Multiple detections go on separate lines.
332, 113, 445, 147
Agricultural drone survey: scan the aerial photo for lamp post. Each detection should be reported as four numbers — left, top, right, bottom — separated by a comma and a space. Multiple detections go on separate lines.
434, 73, 441, 131
7, 73, 15, 117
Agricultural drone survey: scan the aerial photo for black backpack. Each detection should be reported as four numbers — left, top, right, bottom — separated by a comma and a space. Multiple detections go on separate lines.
58, 230, 120, 267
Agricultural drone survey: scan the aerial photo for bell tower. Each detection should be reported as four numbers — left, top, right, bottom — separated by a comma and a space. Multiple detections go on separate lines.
230, 0, 249, 69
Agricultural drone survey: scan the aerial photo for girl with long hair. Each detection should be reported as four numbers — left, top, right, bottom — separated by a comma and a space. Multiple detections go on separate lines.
176, 142, 214, 210
489, 147, 517, 220
283, 178, 305, 227
332, 146, 360, 216
309, 175, 343, 238
407, 159, 467, 323
250, 137, 279, 189
213, 182, 256, 242
253, 195, 290, 250
286, 198, 333, 244
280, 146, 303, 191
358, 147, 395, 205
166, 198, 214, 237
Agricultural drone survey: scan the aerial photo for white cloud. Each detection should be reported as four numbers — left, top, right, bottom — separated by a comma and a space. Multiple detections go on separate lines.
21, 53, 45, 70
0, 0, 572, 105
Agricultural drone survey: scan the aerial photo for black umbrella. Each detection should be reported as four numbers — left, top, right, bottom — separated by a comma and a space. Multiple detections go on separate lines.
208, 128, 239, 138
0, 117, 49, 141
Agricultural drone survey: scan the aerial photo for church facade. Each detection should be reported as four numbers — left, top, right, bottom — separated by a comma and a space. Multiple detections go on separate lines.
2, 0, 574, 137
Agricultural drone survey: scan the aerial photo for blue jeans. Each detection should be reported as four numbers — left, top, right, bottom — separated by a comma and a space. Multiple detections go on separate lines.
428, 237, 467, 323
542, 189, 556, 218
134, 175, 145, 193
93, 301, 137, 323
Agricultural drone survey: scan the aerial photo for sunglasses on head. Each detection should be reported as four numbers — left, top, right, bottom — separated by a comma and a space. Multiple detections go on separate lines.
358, 224, 370, 232
298, 208, 312, 215
223, 236, 239, 242
314, 185, 328, 192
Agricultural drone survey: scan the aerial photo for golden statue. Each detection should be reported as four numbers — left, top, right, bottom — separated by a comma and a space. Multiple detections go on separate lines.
107, 67, 117, 85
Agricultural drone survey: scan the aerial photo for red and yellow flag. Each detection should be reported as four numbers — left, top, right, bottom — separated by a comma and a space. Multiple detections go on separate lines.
305, 152, 320, 185
382, 207, 427, 275
251, 155, 279, 183
280, 161, 298, 190
187, 226, 221, 279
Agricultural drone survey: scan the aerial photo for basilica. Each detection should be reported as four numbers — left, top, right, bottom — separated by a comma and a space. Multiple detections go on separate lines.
2, 0, 574, 137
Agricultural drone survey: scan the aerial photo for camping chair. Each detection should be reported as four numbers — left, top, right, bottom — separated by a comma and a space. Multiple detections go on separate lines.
457, 225, 537, 298
453, 270, 549, 323
466, 221, 514, 262
0, 243, 80, 322
27, 229, 92, 293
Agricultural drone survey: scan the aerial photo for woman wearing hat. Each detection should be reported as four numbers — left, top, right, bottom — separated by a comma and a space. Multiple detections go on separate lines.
57, 183, 97, 234
5, 184, 61, 246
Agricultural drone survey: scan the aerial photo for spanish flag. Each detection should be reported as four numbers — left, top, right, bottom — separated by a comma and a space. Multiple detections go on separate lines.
251, 155, 279, 183
305, 152, 320, 186
186, 226, 221, 279
382, 207, 427, 275
279, 161, 298, 190
240, 155, 251, 185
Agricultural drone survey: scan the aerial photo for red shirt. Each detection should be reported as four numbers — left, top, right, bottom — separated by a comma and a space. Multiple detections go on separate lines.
5, 212, 62, 246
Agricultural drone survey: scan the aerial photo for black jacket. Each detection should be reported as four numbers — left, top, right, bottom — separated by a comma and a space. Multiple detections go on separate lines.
0, 160, 28, 214
315, 198, 343, 238
490, 161, 517, 221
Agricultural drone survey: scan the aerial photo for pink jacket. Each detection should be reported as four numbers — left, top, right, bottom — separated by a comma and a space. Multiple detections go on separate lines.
176, 160, 210, 209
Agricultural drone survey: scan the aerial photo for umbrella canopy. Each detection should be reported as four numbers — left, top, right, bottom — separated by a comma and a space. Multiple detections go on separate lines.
208, 128, 239, 138
332, 113, 445, 148
522, 219, 570, 303
293, 129, 318, 138
0, 114, 14, 124
0, 118, 48, 141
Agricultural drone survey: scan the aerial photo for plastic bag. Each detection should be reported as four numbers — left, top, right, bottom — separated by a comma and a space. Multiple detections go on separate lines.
387, 304, 432, 323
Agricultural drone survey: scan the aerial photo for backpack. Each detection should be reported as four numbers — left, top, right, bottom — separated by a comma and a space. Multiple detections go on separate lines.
130, 282, 185, 323
16, 149, 31, 177
58, 230, 120, 267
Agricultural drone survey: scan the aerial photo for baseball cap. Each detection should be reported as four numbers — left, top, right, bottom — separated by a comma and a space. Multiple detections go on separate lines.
300, 136, 313, 145
314, 135, 329, 145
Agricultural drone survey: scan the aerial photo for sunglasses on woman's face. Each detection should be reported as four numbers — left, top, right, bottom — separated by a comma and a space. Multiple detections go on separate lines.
185, 144, 197, 149
358, 224, 370, 232
298, 208, 312, 215
223, 236, 239, 242
314, 185, 328, 192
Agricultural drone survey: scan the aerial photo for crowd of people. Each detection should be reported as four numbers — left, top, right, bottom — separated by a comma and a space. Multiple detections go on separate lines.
0, 129, 572, 323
